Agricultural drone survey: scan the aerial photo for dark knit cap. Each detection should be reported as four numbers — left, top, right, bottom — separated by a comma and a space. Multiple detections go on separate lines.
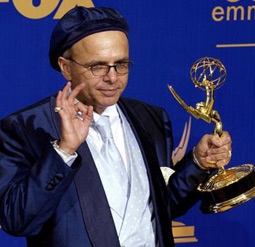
49, 6, 129, 71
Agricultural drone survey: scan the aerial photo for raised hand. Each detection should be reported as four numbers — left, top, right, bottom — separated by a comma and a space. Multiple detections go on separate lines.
54, 81, 93, 154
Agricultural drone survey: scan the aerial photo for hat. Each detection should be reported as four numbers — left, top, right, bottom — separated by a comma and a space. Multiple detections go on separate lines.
49, 6, 129, 71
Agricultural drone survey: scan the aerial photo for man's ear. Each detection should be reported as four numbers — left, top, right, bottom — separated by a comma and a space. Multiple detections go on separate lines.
58, 57, 72, 81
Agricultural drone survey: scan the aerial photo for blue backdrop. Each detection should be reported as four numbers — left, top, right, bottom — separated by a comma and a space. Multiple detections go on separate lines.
1, 0, 255, 246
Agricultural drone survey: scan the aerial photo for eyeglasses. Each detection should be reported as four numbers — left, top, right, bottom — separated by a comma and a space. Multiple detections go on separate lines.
66, 57, 134, 76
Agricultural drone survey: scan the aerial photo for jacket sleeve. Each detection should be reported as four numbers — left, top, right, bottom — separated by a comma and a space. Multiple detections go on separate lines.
160, 109, 211, 218
0, 113, 81, 236
167, 150, 211, 218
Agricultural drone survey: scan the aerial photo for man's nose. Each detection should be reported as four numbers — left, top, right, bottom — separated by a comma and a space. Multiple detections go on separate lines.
104, 66, 118, 83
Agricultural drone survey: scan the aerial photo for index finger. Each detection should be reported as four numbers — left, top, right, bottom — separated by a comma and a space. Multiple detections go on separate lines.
211, 131, 231, 147
68, 83, 85, 101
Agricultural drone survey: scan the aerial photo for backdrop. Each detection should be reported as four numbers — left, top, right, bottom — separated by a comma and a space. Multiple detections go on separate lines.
1, 0, 255, 246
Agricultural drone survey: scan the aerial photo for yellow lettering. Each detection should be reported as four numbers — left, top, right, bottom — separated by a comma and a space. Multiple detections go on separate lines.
227, 0, 240, 3
54, 0, 94, 19
212, 7, 225, 22
212, 4, 255, 22
247, 5, 255, 20
226, 6, 244, 21
13, 0, 59, 19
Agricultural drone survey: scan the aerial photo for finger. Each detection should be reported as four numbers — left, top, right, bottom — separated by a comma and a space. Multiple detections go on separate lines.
55, 82, 72, 107
86, 105, 93, 120
215, 158, 230, 168
210, 131, 232, 147
68, 83, 85, 102
74, 102, 87, 112
207, 138, 232, 155
207, 147, 231, 160
207, 145, 230, 156
55, 90, 64, 110
207, 133, 232, 155
61, 81, 72, 98
74, 102, 88, 120
57, 82, 72, 103
55, 82, 84, 116
206, 149, 232, 168
76, 105, 93, 122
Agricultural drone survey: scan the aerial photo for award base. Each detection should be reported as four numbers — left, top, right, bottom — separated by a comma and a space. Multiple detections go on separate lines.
198, 164, 255, 213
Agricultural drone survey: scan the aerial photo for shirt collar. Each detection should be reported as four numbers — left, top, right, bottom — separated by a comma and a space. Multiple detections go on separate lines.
93, 104, 119, 123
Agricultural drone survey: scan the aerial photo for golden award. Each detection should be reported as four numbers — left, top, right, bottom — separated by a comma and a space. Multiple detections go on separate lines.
168, 57, 255, 214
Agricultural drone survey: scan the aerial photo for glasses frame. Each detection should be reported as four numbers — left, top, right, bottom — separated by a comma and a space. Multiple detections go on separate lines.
65, 57, 134, 76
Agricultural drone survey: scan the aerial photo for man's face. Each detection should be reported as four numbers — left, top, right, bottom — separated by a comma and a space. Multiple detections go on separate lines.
60, 31, 129, 114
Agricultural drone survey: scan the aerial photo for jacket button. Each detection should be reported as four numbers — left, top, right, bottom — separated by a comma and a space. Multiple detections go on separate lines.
46, 181, 55, 191
55, 173, 64, 181
46, 174, 64, 191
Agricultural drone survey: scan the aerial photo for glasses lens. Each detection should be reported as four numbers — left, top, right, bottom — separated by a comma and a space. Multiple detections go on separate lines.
117, 62, 133, 74
116, 63, 129, 74
91, 62, 133, 76
91, 65, 109, 76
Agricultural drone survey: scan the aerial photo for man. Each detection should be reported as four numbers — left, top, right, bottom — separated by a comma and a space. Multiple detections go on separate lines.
0, 6, 232, 247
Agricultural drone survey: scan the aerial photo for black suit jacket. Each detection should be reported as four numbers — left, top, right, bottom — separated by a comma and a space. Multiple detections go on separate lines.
0, 96, 209, 247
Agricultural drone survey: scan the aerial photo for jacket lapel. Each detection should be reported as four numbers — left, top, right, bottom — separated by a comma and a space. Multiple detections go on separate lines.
73, 142, 120, 247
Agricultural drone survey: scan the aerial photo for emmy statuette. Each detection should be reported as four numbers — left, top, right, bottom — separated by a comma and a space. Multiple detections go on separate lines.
168, 57, 255, 214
